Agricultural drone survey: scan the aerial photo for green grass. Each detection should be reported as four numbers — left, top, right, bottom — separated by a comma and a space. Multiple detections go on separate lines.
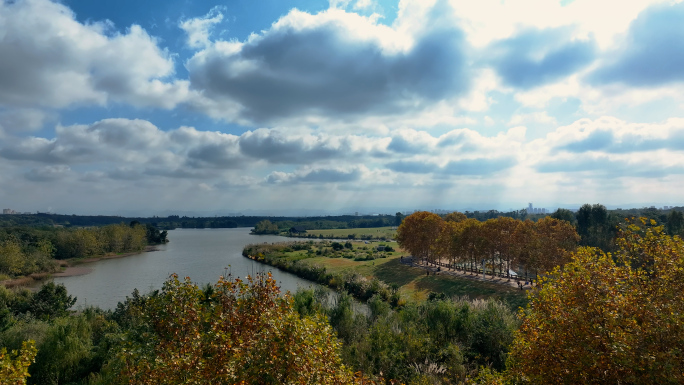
247, 240, 528, 309
296, 226, 397, 240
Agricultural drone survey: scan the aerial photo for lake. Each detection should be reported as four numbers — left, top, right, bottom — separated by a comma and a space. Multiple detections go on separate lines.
53, 228, 326, 310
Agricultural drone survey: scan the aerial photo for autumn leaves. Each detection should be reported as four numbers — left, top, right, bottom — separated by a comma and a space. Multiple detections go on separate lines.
396, 212, 580, 281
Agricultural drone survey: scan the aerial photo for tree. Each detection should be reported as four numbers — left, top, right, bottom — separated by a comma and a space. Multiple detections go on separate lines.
444, 212, 467, 223
549, 208, 574, 225
395, 212, 404, 226
396, 212, 444, 265
24, 282, 76, 321
666, 210, 684, 236
435, 221, 463, 268
576, 203, 614, 250
0, 340, 36, 385
251, 220, 280, 235
482, 217, 519, 278
533, 217, 579, 274
108, 273, 365, 384
459, 219, 485, 273
511, 220, 539, 281
507, 220, 684, 384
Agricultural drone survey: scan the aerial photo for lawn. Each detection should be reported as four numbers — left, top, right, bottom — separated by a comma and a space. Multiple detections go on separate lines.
294, 226, 397, 240
246, 239, 528, 309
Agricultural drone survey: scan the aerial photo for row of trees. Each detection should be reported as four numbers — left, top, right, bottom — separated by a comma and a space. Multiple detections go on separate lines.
397, 212, 580, 280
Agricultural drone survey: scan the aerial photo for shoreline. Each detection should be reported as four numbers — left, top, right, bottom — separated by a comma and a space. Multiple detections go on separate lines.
1, 245, 160, 289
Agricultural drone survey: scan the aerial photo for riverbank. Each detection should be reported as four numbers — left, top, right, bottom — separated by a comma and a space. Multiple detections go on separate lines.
1, 245, 159, 289
243, 240, 528, 309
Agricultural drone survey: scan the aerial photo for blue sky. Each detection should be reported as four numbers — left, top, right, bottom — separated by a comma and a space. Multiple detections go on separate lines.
1, 0, 683, 215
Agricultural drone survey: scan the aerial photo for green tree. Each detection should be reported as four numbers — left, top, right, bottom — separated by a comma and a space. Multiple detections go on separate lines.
549, 208, 574, 225
395, 212, 404, 226
575, 203, 614, 250
666, 210, 684, 236
251, 219, 280, 235
23, 283, 76, 321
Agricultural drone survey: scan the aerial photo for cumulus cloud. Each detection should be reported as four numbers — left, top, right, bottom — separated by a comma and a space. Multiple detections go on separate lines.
240, 129, 359, 164
442, 157, 516, 175
266, 167, 363, 184
548, 117, 684, 153
0, 109, 51, 134
0, 0, 188, 109
186, 5, 470, 124
180, 7, 226, 49
385, 160, 439, 174
588, 1, 684, 87
25, 165, 71, 182
487, 27, 596, 89
530, 117, 684, 177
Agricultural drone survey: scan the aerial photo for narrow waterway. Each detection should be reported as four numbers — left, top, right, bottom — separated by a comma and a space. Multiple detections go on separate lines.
53, 228, 327, 310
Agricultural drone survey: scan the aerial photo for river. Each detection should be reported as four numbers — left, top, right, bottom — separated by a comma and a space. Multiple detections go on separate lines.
53, 228, 326, 310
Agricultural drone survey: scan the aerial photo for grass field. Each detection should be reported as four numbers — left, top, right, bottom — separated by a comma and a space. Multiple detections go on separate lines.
295, 226, 397, 240
247, 239, 527, 309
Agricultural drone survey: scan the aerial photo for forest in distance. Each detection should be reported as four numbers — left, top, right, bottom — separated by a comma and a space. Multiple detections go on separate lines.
1, 204, 684, 384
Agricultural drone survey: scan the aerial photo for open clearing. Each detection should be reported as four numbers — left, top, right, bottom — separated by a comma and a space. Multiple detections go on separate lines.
293, 226, 397, 240
258, 238, 528, 309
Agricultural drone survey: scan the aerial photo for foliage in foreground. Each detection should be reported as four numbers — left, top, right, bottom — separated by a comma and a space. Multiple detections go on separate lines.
103, 273, 369, 384
0, 340, 36, 385
503, 220, 684, 384
294, 289, 519, 384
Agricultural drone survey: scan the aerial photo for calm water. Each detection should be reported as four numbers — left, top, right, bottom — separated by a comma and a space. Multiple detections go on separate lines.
53, 228, 326, 310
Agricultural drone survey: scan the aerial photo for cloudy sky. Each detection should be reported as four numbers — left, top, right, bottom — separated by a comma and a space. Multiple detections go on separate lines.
1, 0, 683, 215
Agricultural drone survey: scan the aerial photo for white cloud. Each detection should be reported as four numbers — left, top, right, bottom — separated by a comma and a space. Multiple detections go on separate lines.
186, 5, 470, 125
0, 0, 188, 109
179, 7, 225, 49
508, 112, 557, 126
449, 0, 670, 49
0, 108, 51, 134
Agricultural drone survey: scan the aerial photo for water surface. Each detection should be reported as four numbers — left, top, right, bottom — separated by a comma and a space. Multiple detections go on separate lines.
54, 228, 324, 310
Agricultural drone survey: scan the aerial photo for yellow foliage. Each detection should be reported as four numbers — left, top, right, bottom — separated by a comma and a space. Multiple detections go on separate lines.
0, 341, 37, 385
507, 220, 684, 383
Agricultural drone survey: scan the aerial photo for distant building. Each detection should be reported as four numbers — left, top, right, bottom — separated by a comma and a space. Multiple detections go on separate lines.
2, 209, 16, 215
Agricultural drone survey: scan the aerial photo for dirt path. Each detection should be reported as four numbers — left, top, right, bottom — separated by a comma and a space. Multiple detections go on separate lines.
400, 257, 534, 291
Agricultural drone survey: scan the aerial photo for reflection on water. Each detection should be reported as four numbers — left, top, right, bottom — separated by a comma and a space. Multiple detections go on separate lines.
54, 228, 326, 310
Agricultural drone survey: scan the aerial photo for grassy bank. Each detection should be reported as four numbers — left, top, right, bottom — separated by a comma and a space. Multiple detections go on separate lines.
288, 226, 397, 240
243, 240, 528, 310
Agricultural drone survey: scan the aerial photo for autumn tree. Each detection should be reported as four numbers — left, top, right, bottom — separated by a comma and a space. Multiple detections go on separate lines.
459, 219, 486, 273
533, 217, 580, 274
435, 220, 463, 268
511, 220, 539, 281
107, 273, 364, 384
507, 220, 684, 384
444, 211, 467, 223
0, 341, 36, 385
396, 211, 444, 265
482, 217, 519, 278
